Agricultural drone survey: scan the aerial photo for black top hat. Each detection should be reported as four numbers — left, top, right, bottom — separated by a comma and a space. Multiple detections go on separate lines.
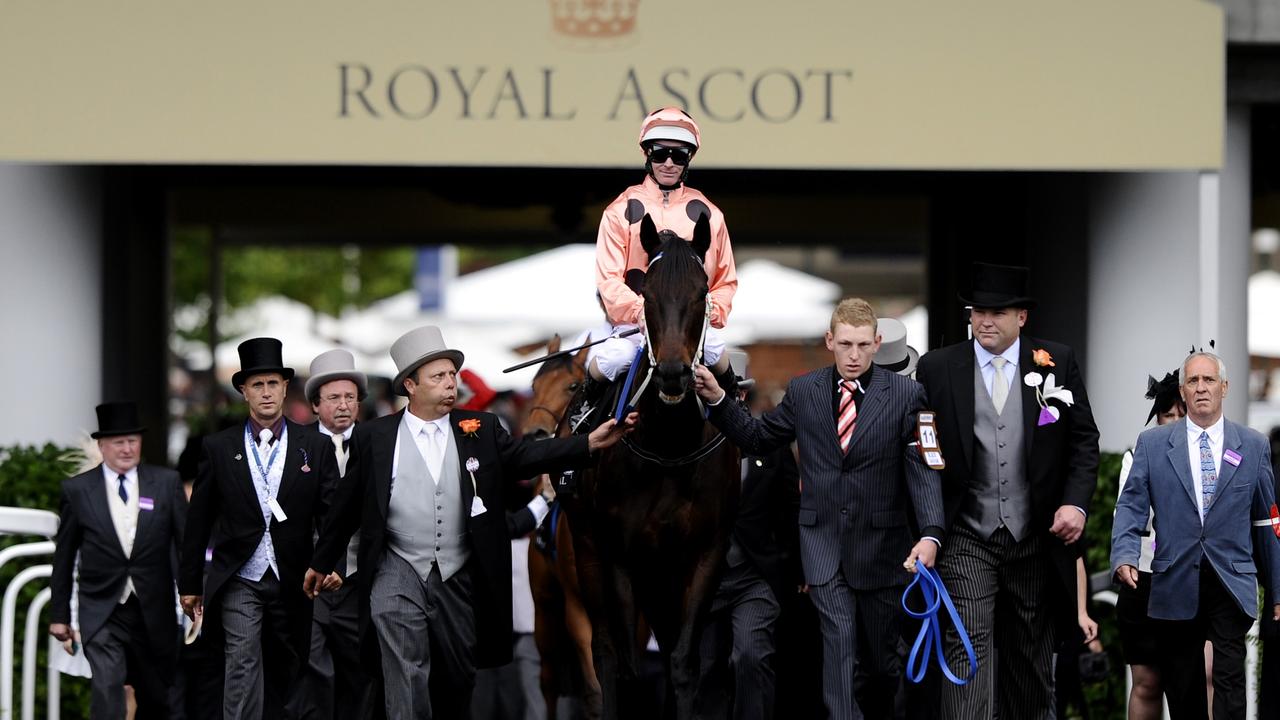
232, 337, 295, 390
91, 401, 147, 439
957, 262, 1037, 309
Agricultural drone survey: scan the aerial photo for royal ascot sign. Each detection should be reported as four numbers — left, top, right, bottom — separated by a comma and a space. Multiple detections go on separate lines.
336, 64, 852, 125
0, 0, 1222, 170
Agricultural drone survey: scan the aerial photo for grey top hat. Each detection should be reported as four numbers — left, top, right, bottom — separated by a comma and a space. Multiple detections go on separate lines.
304, 349, 369, 404
390, 326, 466, 397
873, 318, 920, 377
726, 348, 755, 391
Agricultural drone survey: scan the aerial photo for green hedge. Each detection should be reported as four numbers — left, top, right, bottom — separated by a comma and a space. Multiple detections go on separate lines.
1077, 451, 1125, 719
0, 443, 92, 719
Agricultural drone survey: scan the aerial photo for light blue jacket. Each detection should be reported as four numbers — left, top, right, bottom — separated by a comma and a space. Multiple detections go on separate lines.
1112, 417, 1280, 620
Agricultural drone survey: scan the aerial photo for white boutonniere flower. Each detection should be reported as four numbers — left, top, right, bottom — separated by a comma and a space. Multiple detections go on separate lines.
1023, 368, 1074, 426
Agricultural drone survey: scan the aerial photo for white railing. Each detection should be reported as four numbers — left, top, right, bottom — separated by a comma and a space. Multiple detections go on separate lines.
0, 509, 59, 720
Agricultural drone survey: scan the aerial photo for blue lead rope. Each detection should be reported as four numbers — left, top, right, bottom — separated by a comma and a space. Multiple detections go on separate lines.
901, 564, 978, 685
613, 345, 647, 423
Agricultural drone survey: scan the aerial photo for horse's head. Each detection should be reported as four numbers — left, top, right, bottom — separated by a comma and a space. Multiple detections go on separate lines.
639, 212, 712, 405
521, 335, 588, 440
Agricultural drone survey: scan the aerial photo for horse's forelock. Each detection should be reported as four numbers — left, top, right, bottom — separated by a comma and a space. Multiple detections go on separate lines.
644, 232, 706, 289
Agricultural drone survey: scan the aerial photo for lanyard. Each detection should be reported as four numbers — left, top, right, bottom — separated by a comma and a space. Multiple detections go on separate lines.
245, 423, 284, 496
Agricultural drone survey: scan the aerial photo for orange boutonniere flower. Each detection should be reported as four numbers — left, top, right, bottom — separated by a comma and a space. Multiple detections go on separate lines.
458, 418, 482, 438
1032, 349, 1055, 368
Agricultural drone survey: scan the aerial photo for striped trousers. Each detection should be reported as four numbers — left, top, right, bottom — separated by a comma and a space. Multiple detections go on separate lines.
808, 571, 904, 720
937, 525, 1054, 720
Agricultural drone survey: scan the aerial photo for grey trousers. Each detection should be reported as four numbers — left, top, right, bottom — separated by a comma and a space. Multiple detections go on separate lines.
82, 596, 173, 720
938, 525, 1054, 720
221, 571, 300, 720
371, 550, 476, 720
696, 563, 781, 720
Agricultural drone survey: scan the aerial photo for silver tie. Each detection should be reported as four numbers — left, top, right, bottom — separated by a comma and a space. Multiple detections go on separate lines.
331, 432, 348, 477
991, 357, 1009, 414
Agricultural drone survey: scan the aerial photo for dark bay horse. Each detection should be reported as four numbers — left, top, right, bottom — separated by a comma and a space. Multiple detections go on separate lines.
575, 214, 741, 719
520, 336, 604, 719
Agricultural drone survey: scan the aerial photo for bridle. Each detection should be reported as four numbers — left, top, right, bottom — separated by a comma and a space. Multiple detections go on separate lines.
617, 288, 726, 468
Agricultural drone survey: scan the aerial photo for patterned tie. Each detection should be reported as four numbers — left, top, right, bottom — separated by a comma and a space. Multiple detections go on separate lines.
837, 379, 858, 453
1199, 431, 1216, 513
117, 474, 128, 504
991, 357, 1009, 414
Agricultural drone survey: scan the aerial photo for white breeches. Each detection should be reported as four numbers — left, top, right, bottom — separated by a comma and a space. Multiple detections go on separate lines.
588, 324, 726, 382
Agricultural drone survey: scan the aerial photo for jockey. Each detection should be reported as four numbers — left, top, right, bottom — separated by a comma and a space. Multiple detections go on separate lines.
586, 107, 739, 407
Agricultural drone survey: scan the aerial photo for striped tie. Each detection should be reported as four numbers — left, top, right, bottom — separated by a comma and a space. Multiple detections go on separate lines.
838, 379, 858, 453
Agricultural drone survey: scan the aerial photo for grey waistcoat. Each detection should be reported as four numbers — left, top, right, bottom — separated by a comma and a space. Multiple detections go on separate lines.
386, 418, 469, 582
960, 363, 1031, 541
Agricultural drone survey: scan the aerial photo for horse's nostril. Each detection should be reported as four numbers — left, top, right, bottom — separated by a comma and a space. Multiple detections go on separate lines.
528, 429, 551, 441
656, 361, 690, 380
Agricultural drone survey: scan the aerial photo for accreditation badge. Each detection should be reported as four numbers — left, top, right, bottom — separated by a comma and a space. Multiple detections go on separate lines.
916, 411, 945, 470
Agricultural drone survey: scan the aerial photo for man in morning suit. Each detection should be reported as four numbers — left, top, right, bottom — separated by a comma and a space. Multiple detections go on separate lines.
914, 262, 1100, 720
305, 325, 636, 719
694, 349, 802, 720
1113, 351, 1280, 720
179, 337, 342, 720
293, 348, 370, 720
693, 298, 946, 719
49, 401, 187, 719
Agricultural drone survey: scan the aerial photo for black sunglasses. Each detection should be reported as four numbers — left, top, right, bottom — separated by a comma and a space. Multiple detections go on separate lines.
647, 145, 693, 165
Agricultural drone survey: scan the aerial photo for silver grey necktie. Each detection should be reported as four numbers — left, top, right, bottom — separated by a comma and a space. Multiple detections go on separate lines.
991, 357, 1009, 414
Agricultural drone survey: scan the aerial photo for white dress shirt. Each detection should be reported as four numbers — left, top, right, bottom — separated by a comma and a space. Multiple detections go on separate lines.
101, 464, 139, 602
394, 410, 451, 483
1185, 414, 1225, 524
973, 337, 1021, 400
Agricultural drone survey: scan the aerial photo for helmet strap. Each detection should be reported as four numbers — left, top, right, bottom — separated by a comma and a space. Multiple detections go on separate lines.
645, 159, 689, 190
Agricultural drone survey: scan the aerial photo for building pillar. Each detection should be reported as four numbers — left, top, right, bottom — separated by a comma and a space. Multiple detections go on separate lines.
0, 165, 103, 447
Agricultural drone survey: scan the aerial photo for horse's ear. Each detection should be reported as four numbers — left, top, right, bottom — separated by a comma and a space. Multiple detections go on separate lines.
547, 334, 561, 354
572, 345, 590, 370
691, 213, 711, 262
640, 214, 662, 259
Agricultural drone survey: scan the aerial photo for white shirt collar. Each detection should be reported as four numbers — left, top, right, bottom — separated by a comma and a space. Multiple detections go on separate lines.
101, 464, 138, 485
404, 409, 451, 437
973, 336, 1020, 369
317, 422, 354, 441
1186, 414, 1225, 443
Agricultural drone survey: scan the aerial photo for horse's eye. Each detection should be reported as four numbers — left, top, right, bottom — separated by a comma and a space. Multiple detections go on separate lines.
568, 382, 580, 392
